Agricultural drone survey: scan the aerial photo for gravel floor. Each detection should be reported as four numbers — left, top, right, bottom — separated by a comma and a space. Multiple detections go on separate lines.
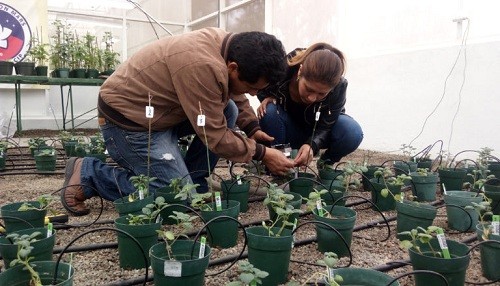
0, 135, 495, 285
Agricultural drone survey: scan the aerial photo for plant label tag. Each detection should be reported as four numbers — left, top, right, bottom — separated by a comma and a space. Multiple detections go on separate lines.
164, 260, 182, 277
328, 267, 334, 280
284, 146, 291, 158
237, 175, 242, 185
315, 111, 320, 121
442, 183, 447, 195
199, 236, 206, 258
139, 189, 144, 200
316, 200, 324, 217
436, 228, 451, 259
215, 192, 222, 211
47, 222, 53, 238
145, 106, 154, 118
197, 114, 206, 126
493, 215, 500, 235
291, 218, 298, 248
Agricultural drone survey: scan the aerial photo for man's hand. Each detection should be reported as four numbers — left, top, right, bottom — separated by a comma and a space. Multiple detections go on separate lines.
262, 147, 295, 176
293, 144, 314, 169
250, 130, 274, 143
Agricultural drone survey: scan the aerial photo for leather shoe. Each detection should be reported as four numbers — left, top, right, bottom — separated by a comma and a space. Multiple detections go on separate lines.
61, 157, 90, 216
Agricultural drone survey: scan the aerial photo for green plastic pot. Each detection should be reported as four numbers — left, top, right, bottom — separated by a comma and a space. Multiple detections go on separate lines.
394, 161, 417, 175
361, 165, 379, 192
149, 240, 211, 286
114, 216, 161, 269
70, 68, 86, 78
63, 141, 78, 157
35, 65, 48, 76
369, 178, 402, 211
0, 227, 56, 269
396, 201, 436, 240
330, 267, 400, 285
417, 159, 433, 170
318, 168, 343, 181
0, 261, 74, 286
267, 192, 302, 229
444, 191, 483, 232
313, 205, 356, 257
410, 172, 439, 202
113, 195, 154, 217
0, 61, 14, 75
14, 62, 35, 76
155, 187, 188, 225
0, 154, 6, 170
1, 201, 47, 233
488, 162, 500, 179
475, 223, 500, 281
199, 200, 240, 248
484, 182, 500, 215
438, 168, 467, 192
246, 226, 293, 286
221, 179, 251, 212
34, 152, 57, 172
409, 238, 470, 286
86, 68, 100, 78
288, 172, 316, 202
319, 181, 347, 206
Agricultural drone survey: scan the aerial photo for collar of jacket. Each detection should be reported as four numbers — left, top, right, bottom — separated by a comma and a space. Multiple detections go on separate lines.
221, 32, 235, 61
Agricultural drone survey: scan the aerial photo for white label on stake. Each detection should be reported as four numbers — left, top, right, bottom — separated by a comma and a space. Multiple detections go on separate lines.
197, 114, 206, 126
199, 236, 207, 258
164, 260, 182, 277
442, 183, 447, 195
284, 146, 291, 158
492, 221, 500, 235
139, 189, 144, 200
437, 233, 448, 249
145, 106, 154, 118
316, 200, 324, 217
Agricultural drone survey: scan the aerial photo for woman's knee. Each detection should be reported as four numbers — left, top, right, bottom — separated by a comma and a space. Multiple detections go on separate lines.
332, 115, 363, 150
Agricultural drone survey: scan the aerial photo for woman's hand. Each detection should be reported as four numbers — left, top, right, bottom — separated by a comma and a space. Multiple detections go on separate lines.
257, 97, 276, 119
250, 130, 274, 143
293, 144, 314, 169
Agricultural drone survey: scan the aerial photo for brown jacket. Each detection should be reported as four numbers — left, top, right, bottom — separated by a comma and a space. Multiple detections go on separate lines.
98, 28, 264, 162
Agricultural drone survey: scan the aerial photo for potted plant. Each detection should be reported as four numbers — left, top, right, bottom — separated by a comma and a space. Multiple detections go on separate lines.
67, 33, 86, 78
221, 174, 251, 213
190, 192, 240, 248
82, 32, 100, 78
409, 168, 440, 202
245, 183, 300, 285
49, 19, 71, 78
156, 179, 198, 225
0, 229, 74, 286
0, 59, 14, 75
393, 144, 418, 175
114, 196, 167, 269
149, 211, 211, 286
27, 30, 50, 76
444, 190, 484, 232
399, 226, 470, 286
100, 31, 120, 76
0, 195, 55, 233
307, 189, 356, 257
473, 199, 500, 281
0, 227, 56, 269
34, 147, 57, 172
85, 134, 106, 161
28, 137, 49, 156
113, 174, 156, 216
370, 166, 411, 211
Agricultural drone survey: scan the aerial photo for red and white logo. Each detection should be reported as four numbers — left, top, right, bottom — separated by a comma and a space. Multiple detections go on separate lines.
0, 3, 32, 63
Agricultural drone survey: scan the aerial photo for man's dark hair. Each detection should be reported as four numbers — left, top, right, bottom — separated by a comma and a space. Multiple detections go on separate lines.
227, 31, 287, 84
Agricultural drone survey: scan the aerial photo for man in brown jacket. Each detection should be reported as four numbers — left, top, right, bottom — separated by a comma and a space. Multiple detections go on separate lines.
61, 27, 295, 215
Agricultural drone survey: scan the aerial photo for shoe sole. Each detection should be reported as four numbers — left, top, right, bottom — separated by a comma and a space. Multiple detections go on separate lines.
61, 158, 90, 216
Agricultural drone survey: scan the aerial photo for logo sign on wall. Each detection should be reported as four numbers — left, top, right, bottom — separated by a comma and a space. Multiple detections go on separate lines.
0, 2, 32, 63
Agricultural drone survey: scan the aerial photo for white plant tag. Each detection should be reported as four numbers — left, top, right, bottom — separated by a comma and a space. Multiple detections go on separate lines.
164, 260, 182, 277
139, 189, 144, 200
199, 236, 207, 258
197, 114, 206, 126
442, 183, 447, 195
492, 215, 499, 235
145, 106, 154, 118
47, 222, 53, 238
215, 192, 222, 211
316, 200, 324, 217
284, 146, 291, 158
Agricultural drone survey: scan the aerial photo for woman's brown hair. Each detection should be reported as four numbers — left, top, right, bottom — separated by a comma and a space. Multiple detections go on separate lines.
288, 42, 345, 88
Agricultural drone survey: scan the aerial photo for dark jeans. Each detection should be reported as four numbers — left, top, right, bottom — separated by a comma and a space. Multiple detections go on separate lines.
79, 100, 238, 201
259, 103, 363, 163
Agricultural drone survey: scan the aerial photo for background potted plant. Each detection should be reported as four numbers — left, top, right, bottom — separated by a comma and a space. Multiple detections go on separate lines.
113, 174, 156, 216
100, 31, 120, 76
49, 19, 71, 78
0, 59, 14, 75
114, 196, 166, 269
0, 195, 54, 233
27, 30, 50, 76
0, 141, 7, 170
34, 147, 57, 172
82, 32, 100, 78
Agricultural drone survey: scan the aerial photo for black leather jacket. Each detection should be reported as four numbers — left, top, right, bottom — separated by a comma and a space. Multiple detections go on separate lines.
257, 65, 347, 155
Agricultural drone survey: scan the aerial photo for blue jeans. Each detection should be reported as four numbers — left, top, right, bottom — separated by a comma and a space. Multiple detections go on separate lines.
259, 103, 363, 163
80, 100, 238, 201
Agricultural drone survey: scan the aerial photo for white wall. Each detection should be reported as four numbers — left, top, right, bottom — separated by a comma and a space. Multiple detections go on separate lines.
269, 0, 500, 158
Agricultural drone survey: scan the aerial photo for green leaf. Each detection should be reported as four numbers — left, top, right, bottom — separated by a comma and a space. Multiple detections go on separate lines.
240, 273, 255, 284
381, 188, 389, 198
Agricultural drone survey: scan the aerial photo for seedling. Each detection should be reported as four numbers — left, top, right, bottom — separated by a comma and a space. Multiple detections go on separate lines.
374, 167, 412, 202
125, 196, 168, 225
156, 211, 198, 260
226, 261, 269, 286
287, 252, 343, 286
6, 231, 45, 286
399, 226, 444, 257
190, 192, 215, 211
18, 195, 55, 211
128, 174, 157, 202
262, 184, 302, 237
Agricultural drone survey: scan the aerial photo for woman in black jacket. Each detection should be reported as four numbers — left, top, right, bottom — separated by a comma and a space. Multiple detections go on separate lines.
257, 42, 363, 168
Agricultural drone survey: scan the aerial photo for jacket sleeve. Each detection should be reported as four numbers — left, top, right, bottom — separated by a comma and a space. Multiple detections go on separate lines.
308, 79, 348, 154
172, 62, 261, 162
